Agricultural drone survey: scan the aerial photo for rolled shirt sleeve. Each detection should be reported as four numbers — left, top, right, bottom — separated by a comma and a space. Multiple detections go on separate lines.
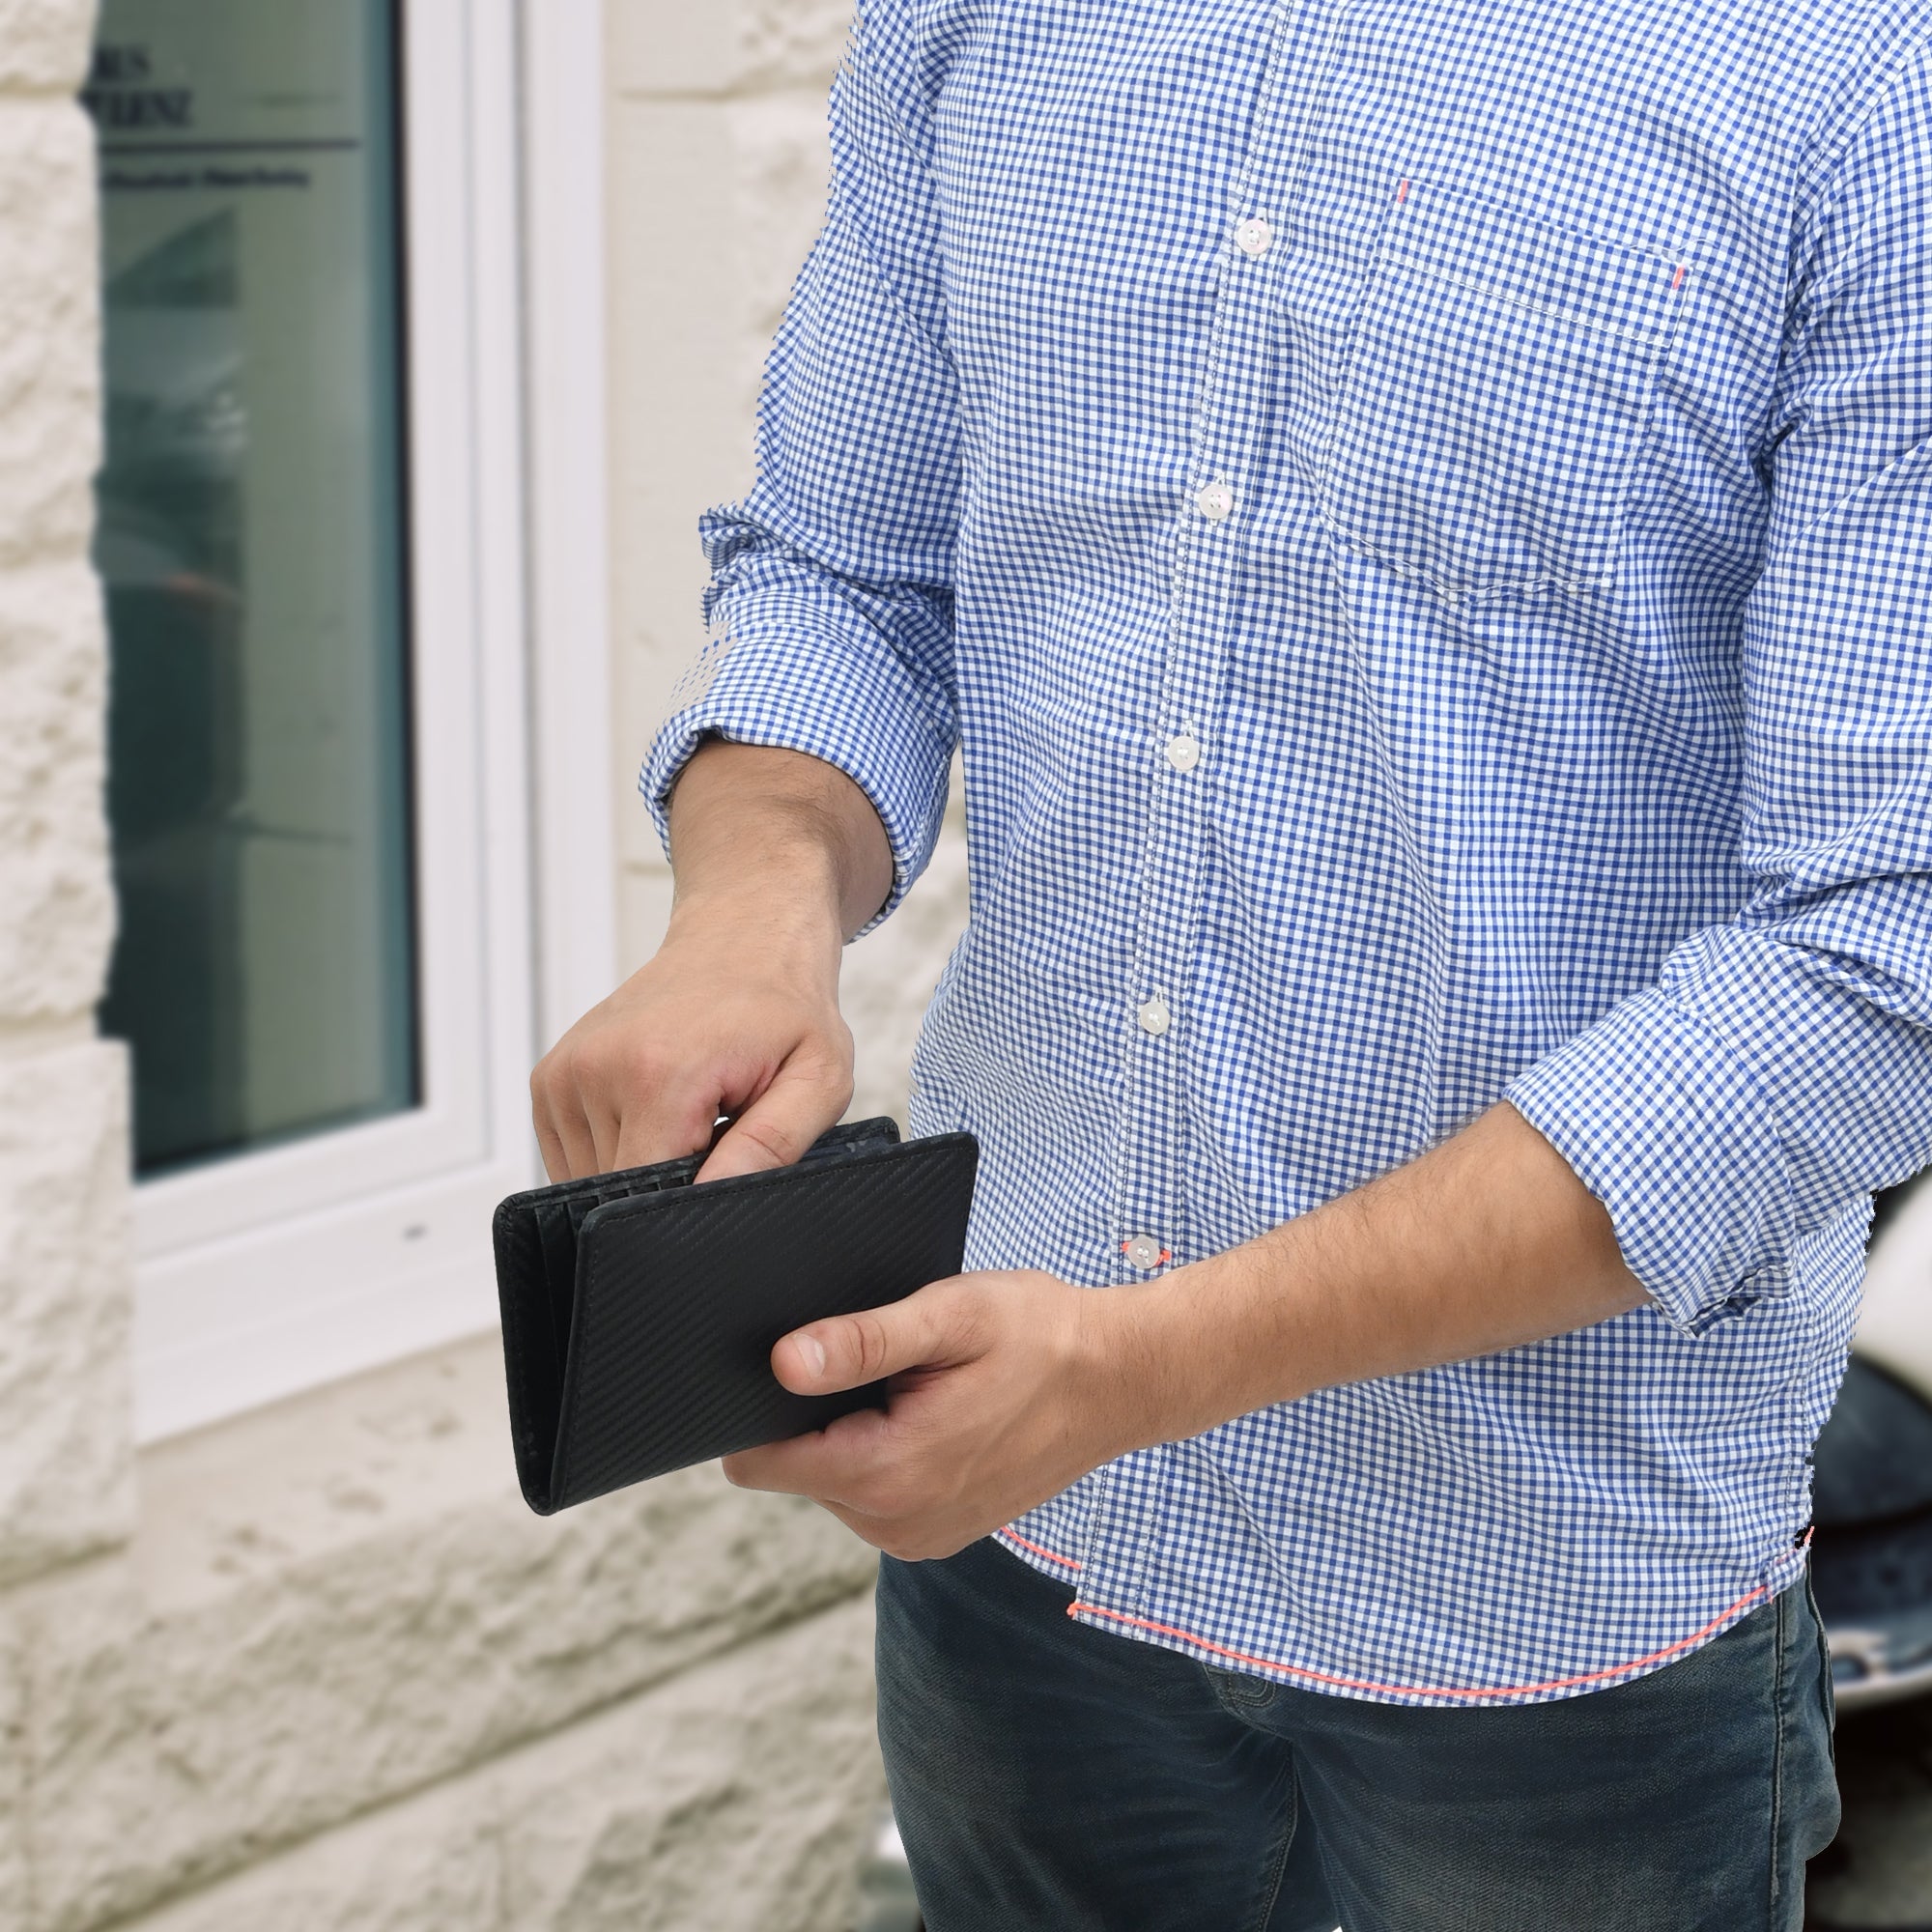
639, 0, 960, 935
1509, 44, 1932, 1332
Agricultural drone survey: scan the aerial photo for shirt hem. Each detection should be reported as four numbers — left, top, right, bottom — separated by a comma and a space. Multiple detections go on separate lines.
999, 1526, 1809, 1708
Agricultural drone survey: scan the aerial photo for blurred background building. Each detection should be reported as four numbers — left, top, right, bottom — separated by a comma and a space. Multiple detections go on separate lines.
0, 1, 961, 1924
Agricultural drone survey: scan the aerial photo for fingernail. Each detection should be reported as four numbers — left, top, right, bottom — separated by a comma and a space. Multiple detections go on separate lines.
798, 1333, 827, 1380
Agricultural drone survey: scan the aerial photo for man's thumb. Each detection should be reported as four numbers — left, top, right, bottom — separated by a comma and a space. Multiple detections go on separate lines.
694, 1077, 838, 1183
773, 1290, 956, 1395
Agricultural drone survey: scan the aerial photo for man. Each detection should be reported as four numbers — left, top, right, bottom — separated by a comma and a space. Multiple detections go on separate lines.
533, 0, 1932, 1923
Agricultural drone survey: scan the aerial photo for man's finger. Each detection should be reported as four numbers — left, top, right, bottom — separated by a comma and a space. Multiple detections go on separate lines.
533, 1075, 603, 1182
533, 1105, 583, 1185
772, 1279, 973, 1396
610, 1084, 719, 1175
722, 1403, 896, 1500
694, 1067, 843, 1182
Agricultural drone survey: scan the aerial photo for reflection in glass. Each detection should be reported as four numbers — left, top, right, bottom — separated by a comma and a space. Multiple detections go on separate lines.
88, 2, 415, 1176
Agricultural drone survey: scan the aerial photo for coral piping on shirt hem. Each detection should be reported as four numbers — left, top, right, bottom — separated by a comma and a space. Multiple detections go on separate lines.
1000, 1527, 1083, 1572
1065, 1585, 1773, 1703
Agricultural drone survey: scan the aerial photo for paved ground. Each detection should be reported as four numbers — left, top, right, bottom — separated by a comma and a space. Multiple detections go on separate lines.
1808, 1695, 1932, 1930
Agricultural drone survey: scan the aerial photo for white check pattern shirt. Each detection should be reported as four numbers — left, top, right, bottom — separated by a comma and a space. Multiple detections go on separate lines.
642, 0, 1932, 1703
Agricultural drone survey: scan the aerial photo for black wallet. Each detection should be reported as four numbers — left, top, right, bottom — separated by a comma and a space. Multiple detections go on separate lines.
492, 1117, 979, 1514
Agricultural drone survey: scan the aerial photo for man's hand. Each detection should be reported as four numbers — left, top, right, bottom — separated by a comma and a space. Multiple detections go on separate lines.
722, 1270, 1142, 1560
529, 905, 854, 1181
529, 740, 894, 1183
725, 1105, 1650, 1558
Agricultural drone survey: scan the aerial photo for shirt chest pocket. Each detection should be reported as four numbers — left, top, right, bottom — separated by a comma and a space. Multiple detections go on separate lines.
1315, 177, 1688, 601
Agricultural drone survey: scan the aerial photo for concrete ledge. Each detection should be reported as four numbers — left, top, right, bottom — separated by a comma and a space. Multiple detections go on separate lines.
112, 1592, 884, 1932
13, 1335, 877, 1931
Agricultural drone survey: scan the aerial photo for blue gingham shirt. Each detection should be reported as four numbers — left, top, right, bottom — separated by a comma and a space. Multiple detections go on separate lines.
642, 0, 1932, 1703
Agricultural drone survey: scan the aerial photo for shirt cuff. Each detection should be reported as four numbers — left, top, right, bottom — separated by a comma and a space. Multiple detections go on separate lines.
1505, 988, 1800, 1335
638, 624, 954, 938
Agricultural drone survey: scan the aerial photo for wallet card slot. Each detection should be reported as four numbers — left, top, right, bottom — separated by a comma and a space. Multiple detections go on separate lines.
796, 1127, 896, 1169
535, 1198, 583, 1372
540, 1174, 695, 1386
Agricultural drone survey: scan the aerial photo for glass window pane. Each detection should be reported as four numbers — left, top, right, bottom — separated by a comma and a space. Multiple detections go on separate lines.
87, 2, 416, 1178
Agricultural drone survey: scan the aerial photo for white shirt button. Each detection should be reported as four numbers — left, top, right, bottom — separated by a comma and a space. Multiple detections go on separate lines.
1194, 479, 1236, 523
1234, 215, 1273, 258
1165, 730, 1201, 773
1123, 1234, 1165, 1271
1137, 995, 1172, 1036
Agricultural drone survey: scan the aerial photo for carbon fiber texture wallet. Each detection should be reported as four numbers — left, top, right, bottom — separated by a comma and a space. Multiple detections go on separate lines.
493, 1117, 979, 1515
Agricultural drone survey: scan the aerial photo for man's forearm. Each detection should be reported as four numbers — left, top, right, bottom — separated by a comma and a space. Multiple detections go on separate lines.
1098, 1103, 1647, 1450
667, 738, 894, 943
728, 1099, 1650, 1560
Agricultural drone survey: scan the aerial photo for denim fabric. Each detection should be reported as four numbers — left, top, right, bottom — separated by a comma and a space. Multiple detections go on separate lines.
877, 1539, 1839, 1931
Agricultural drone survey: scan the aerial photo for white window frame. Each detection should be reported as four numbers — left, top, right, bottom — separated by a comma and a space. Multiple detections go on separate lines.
132, 0, 616, 1442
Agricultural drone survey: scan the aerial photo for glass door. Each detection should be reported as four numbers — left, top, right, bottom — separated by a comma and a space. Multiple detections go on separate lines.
90, 2, 417, 1177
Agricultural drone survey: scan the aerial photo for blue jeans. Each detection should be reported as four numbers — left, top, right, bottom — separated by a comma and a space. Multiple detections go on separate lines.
876, 1538, 1838, 1931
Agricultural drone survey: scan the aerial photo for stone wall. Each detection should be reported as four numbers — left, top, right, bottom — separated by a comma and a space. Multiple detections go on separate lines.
0, 0, 131, 1600
0, 0, 966, 1925
18, 1345, 885, 1931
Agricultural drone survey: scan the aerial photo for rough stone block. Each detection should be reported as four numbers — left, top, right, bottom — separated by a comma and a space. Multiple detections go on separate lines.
725, 91, 835, 357
0, 1037, 133, 1588
0, 0, 96, 95
19, 1334, 878, 1930
0, 564, 114, 1024
104, 1595, 883, 1932
0, 101, 100, 573
0, 1612, 28, 1932
500, 1593, 883, 1932
609, 98, 759, 759
101, 1776, 504, 1932
609, 0, 850, 99
608, 88, 831, 748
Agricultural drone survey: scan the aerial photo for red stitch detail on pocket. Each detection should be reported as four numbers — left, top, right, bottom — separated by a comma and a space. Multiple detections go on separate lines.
1000, 1528, 1084, 1572
1396, 178, 1411, 203
1066, 1583, 1773, 1702
1673, 265, 1688, 289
